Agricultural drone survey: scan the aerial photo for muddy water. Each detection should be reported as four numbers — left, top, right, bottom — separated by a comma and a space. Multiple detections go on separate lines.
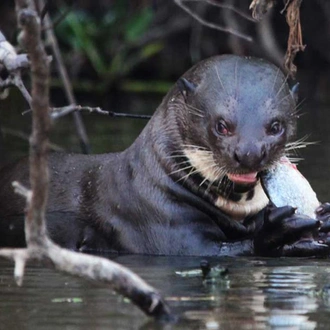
1, 256, 330, 329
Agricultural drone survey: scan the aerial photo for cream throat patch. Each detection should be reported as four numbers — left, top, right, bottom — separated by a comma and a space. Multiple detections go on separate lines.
183, 148, 269, 220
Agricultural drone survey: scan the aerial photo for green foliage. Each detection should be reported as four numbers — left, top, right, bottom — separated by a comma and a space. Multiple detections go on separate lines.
124, 7, 153, 42
55, 4, 164, 92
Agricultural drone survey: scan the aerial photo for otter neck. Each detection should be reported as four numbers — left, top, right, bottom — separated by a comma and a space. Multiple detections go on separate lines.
177, 149, 269, 220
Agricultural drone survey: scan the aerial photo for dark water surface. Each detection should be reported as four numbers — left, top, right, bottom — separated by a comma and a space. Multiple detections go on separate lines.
1, 256, 330, 330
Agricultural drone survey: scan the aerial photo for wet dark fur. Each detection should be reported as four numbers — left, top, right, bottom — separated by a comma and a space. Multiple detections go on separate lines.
0, 55, 297, 256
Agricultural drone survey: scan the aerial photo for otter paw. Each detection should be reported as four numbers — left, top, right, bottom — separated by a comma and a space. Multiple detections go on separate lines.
254, 205, 321, 257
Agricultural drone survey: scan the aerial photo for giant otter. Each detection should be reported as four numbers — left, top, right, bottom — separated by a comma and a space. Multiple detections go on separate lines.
0, 55, 329, 256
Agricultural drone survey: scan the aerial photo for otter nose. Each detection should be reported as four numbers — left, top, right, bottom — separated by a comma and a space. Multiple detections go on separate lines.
234, 144, 267, 170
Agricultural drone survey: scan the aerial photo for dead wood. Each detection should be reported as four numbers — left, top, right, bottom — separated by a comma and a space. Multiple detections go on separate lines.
0, 0, 171, 321
283, 0, 305, 78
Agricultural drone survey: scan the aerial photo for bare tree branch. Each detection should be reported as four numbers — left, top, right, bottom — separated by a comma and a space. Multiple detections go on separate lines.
174, 0, 253, 42
0, 0, 171, 321
249, 0, 275, 20
41, 1, 90, 154
187, 0, 256, 22
0, 30, 32, 106
50, 105, 152, 120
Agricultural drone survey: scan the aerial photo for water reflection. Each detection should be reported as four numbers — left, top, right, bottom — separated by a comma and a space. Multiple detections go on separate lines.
1, 257, 330, 329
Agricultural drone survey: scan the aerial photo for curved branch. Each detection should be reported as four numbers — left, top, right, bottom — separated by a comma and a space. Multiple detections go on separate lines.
174, 0, 253, 42
185, 0, 256, 22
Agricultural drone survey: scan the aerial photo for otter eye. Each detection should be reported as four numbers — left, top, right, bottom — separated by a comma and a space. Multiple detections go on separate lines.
268, 121, 283, 136
215, 120, 229, 136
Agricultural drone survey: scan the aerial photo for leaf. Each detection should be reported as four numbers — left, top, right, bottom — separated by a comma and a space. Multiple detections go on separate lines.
60, 11, 107, 74
125, 8, 153, 42
139, 43, 163, 59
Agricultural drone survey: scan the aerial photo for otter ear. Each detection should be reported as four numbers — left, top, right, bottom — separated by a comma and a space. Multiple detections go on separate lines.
177, 77, 197, 101
290, 82, 299, 103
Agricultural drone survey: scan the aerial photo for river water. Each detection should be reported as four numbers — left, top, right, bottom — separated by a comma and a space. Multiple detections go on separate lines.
1, 82, 330, 329
1, 256, 330, 329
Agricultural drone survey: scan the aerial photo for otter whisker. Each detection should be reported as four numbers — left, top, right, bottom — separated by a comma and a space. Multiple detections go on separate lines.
215, 66, 228, 96
286, 156, 304, 164
186, 104, 203, 114
276, 92, 291, 105
176, 167, 203, 183
186, 104, 204, 118
234, 58, 239, 99
216, 174, 227, 192
199, 163, 225, 188
199, 176, 209, 187
172, 159, 192, 167
205, 165, 226, 195
182, 167, 195, 185
285, 136, 316, 152
179, 161, 219, 184
205, 181, 214, 194
170, 164, 195, 176
187, 110, 204, 118
271, 67, 281, 96
275, 73, 290, 99
215, 168, 227, 182
181, 144, 208, 150
214, 175, 227, 193
285, 136, 316, 161
222, 176, 233, 196
289, 98, 306, 118
166, 153, 190, 160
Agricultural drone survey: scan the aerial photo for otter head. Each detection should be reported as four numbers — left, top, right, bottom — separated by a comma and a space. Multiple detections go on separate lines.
174, 55, 298, 218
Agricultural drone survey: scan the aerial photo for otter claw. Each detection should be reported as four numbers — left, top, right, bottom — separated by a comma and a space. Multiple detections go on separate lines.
315, 203, 330, 234
254, 205, 324, 257
319, 219, 330, 233
316, 202, 330, 216
283, 239, 329, 257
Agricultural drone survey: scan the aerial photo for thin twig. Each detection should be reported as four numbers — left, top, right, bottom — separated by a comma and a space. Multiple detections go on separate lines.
0, 30, 32, 106
41, 1, 90, 154
185, 0, 256, 22
249, 0, 275, 20
174, 0, 253, 42
12, 181, 32, 202
1, 127, 64, 151
42, 6, 72, 31
50, 105, 152, 120
0, 75, 32, 106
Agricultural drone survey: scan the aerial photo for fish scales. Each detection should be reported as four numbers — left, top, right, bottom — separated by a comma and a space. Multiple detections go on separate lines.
262, 157, 320, 218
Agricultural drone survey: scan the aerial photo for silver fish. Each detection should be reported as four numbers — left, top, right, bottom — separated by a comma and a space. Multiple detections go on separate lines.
261, 157, 320, 218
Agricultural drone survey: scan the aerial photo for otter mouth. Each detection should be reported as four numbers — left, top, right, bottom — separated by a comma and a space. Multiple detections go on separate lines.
227, 172, 258, 185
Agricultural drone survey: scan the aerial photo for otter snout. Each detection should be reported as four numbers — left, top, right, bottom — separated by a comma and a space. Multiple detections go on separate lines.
234, 143, 267, 171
